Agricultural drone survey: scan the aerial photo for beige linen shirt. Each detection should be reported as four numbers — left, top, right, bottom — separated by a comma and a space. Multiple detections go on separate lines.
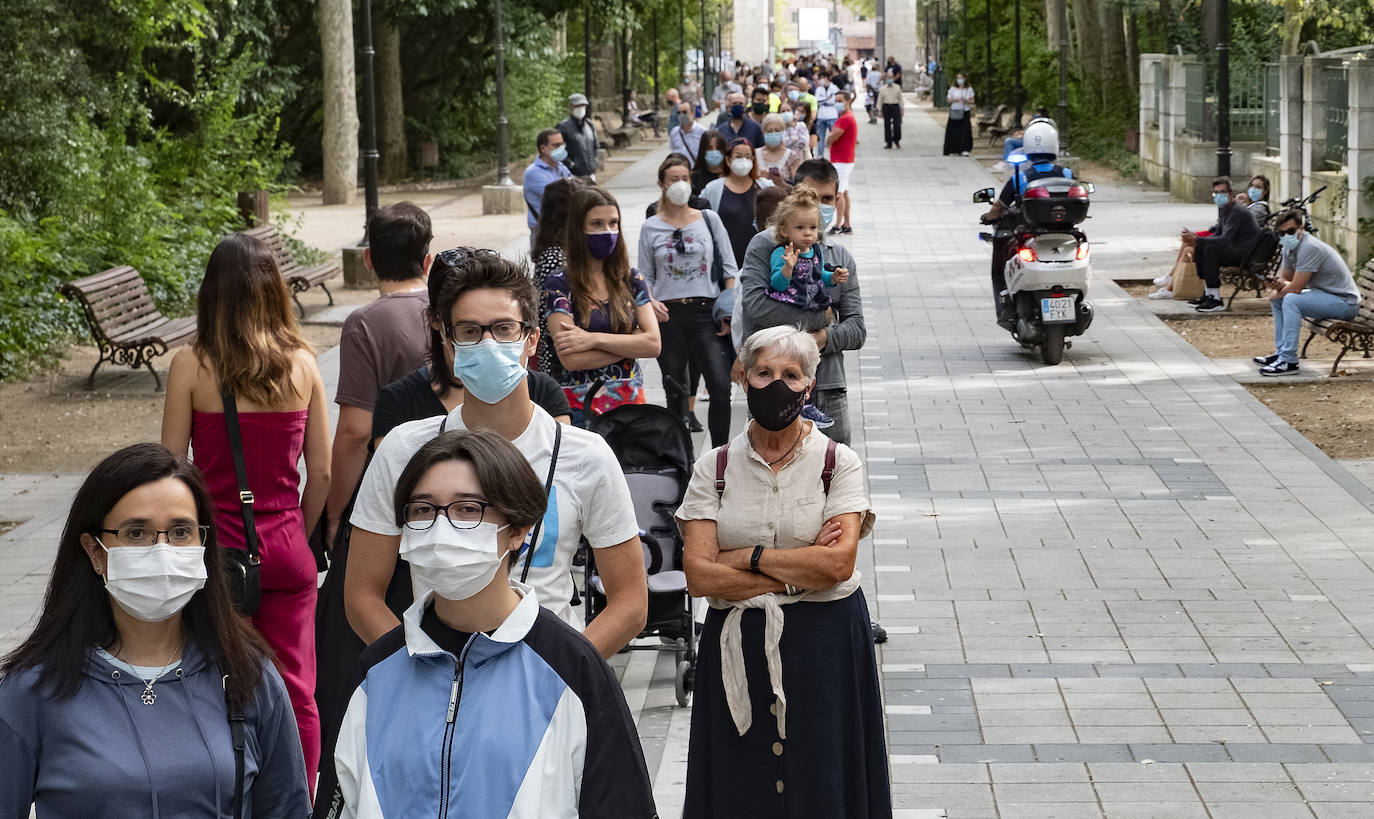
677, 423, 875, 737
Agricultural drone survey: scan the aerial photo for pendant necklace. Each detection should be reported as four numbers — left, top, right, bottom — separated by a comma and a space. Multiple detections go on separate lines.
118, 643, 182, 706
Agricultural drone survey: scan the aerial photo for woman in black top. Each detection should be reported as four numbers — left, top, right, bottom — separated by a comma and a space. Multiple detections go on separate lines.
691, 131, 730, 197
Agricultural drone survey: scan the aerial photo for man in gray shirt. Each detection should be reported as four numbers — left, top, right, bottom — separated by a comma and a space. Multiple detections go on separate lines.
738, 158, 867, 444
1256, 208, 1361, 376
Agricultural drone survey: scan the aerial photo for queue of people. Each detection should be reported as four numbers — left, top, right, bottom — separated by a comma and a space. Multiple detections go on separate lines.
1, 58, 890, 817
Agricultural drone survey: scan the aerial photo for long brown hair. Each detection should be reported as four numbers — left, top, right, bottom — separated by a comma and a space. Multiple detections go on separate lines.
563, 186, 637, 333
194, 233, 310, 406
0, 443, 270, 707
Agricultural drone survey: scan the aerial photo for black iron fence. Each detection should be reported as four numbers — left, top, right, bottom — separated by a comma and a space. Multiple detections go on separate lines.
1325, 65, 1349, 169
1182, 60, 1268, 144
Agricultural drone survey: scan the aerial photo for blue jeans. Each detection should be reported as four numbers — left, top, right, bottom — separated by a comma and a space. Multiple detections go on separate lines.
1271, 289, 1359, 363
815, 117, 835, 157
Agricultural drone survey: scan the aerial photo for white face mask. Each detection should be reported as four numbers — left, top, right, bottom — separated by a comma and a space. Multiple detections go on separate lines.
101, 543, 207, 623
401, 522, 509, 601
730, 158, 755, 177
666, 180, 692, 206
572, 105, 588, 119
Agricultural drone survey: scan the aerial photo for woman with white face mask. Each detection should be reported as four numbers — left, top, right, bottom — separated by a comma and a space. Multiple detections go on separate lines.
321, 430, 656, 818
0, 443, 310, 816
943, 72, 976, 156
637, 153, 740, 446
702, 137, 776, 269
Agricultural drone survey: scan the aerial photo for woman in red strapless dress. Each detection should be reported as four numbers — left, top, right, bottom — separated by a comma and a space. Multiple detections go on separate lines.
162, 233, 332, 796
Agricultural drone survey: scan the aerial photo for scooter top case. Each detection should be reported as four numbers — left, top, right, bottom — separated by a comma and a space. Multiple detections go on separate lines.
1020, 177, 1091, 227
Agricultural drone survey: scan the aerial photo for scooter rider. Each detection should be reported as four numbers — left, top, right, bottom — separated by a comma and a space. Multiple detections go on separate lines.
981, 118, 1073, 321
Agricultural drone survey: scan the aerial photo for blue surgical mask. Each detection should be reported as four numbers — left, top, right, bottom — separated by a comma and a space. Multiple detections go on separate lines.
551, 145, 568, 162
788, 90, 800, 101
452, 339, 527, 404
782, 111, 795, 124
1279, 233, 1301, 252
764, 131, 783, 147
1213, 192, 1230, 207
705, 149, 725, 167
1247, 186, 1263, 202
836, 101, 846, 112
819, 203, 836, 231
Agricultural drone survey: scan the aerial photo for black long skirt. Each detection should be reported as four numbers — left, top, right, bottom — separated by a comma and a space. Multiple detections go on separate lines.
943, 114, 973, 155
683, 591, 892, 818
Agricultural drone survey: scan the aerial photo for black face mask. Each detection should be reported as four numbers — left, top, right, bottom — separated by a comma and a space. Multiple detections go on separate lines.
746, 378, 808, 431
730, 104, 746, 119
752, 101, 768, 115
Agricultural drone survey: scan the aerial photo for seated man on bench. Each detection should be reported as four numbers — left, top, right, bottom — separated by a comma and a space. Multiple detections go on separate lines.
1255, 208, 1361, 376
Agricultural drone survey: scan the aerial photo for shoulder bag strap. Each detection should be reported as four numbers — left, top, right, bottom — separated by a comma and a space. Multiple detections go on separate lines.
220, 391, 260, 567
714, 444, 730, 499
520, 422, 562, 583
225, 675, 247, 819
821, 438, 838, 495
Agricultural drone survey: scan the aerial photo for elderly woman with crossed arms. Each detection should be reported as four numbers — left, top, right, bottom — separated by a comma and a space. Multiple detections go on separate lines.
676, 326, 890, 818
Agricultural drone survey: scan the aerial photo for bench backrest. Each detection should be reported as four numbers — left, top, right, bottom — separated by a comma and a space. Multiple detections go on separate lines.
1352, 259, 1374, 325
240, 225, 300, 274
60, 266, 161, 343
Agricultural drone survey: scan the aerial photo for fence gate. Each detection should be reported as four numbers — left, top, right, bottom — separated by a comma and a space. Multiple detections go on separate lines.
1325, 65, 1349, 169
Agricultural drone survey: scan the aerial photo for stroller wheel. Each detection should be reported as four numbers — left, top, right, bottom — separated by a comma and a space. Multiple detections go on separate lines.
675, 660, 695, 707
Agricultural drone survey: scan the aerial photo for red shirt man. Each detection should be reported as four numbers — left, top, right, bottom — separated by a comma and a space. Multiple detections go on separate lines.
825, 92, 859, 232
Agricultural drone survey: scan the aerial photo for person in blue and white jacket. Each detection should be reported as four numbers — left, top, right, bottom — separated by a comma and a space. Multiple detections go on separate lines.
316, 429, 657, 819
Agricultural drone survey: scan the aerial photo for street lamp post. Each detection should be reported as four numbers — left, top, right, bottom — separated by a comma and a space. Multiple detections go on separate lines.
584, 0, 592, 98
1216, 0, 1232, 176
494, 0, 513, 186
359, 0, 380, 231
1057, 0, 1068, 150
985, 0, 993, 102
1013, 0, 1022, 124
701, 0, 711, 102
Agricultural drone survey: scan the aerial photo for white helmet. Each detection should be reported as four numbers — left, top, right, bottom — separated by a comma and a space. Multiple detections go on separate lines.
1022, 118, 1059, 159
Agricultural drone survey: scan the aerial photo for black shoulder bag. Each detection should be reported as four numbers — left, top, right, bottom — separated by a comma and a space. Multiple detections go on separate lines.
221, 390, 263, 616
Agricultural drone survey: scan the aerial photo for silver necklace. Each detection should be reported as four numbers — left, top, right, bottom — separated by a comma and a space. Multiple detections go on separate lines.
117, 643, 182, 706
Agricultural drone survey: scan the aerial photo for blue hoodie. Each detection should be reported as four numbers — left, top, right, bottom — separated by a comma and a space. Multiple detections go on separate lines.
0, 640, 310, 818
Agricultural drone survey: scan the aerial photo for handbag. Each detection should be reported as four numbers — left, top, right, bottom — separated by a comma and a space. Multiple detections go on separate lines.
949, 106, 966, 120
704, 210, 728, 288
221, 390, 262, 616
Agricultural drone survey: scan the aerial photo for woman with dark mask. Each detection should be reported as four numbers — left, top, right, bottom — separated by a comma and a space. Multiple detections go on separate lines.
676, 326, 888, 818
543, 186, 661, 424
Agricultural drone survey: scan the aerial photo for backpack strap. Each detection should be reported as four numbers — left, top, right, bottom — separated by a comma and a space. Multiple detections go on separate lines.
714, 444, 730, 499
821, 438, 838, 495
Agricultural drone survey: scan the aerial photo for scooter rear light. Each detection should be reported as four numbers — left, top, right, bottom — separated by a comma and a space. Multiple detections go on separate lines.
1023, 188, 1052, 199
1017, 246, 1037, 262
1067, 184, 1090, 198
1075, 244, 1090, 260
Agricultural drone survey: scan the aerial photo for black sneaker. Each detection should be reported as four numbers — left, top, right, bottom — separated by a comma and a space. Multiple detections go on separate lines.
1260, 361, 1301, 376
1253, 353, 1280, 366
1187, 295, 1208, 306
684, 412, 704, 433
1194, 295, 1226, 313
871, 620, 888, 644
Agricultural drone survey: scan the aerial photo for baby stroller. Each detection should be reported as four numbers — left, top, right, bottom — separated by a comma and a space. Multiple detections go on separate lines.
580, 381, 699, 706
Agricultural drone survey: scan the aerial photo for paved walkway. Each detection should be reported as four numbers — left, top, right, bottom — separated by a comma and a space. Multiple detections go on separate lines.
8, 100, 1374, 816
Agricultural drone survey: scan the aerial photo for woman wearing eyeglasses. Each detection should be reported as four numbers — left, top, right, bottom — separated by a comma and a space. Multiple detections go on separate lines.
543, 185, 661, 424
161, 232, 332, 789
638, 153, 738, 447
0, 443, 310, 816
322, 430, 656, 818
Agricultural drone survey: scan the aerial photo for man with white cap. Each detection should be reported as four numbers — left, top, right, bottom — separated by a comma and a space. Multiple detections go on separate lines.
557, 93, 599, 179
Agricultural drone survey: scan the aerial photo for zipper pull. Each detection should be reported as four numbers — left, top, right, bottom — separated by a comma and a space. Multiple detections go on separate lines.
446, 676, 460, 723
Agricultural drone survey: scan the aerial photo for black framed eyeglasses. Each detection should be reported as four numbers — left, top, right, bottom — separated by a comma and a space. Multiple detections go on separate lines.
671, 228, 686, 254
98, 524, 210, 547
1279, 226, 1300, 236
403, 500, 492, 531
444, 320, 533, 346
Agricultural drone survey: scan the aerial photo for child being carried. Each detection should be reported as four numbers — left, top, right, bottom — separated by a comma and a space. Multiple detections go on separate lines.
766, 187, 851, 430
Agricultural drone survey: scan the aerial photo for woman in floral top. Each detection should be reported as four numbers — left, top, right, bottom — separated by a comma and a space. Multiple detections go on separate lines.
543, 185, 661, 423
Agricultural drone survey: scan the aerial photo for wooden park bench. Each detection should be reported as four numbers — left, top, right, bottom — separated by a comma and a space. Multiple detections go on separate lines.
1300, 258, 1374, 375
240, 224, 340, 318
1219, 229, 1281, 308
60, 266, 196, 391
976, 104, 1008, 139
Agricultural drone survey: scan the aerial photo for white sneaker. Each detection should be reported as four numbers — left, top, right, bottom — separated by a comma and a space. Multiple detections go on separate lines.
1152, 272, 1171, 287
1148, 288, 1174, 300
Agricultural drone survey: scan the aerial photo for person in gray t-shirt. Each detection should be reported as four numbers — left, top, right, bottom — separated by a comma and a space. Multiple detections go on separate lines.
1257, 208, 1361, 375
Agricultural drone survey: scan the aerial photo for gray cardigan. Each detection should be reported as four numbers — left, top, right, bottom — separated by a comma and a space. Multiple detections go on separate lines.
737, 229, 867, 391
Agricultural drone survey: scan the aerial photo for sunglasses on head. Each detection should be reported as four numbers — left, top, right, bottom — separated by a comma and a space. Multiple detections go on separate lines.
671, 228, 686, 254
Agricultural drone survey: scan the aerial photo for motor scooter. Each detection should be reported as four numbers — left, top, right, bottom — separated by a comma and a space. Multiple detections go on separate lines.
974, 175, 1096, 365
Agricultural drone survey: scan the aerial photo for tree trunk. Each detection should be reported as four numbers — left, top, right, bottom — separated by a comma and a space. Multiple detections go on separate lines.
1071, 0, 1104, 105
1281, 0, 1302, 56
376, 19, 406, 184
1098, 0, 1129, 106
1125, 11, 1140, 92
319, 0, 358, 204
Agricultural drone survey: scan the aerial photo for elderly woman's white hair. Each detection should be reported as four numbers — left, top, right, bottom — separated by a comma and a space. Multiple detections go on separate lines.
761, 113, 786, 131
738, 326, 820, 381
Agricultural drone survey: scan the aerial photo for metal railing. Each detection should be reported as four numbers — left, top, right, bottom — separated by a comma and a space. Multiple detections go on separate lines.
1325, 65, 1349, 169
1184, 62, 1207, 136
1230, 65, 1266, 143
1264, 63, 1280, 154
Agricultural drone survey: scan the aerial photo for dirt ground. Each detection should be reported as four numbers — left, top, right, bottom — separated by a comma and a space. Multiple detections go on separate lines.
0, 287, 357, 474
1116, 284, 1374, 460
